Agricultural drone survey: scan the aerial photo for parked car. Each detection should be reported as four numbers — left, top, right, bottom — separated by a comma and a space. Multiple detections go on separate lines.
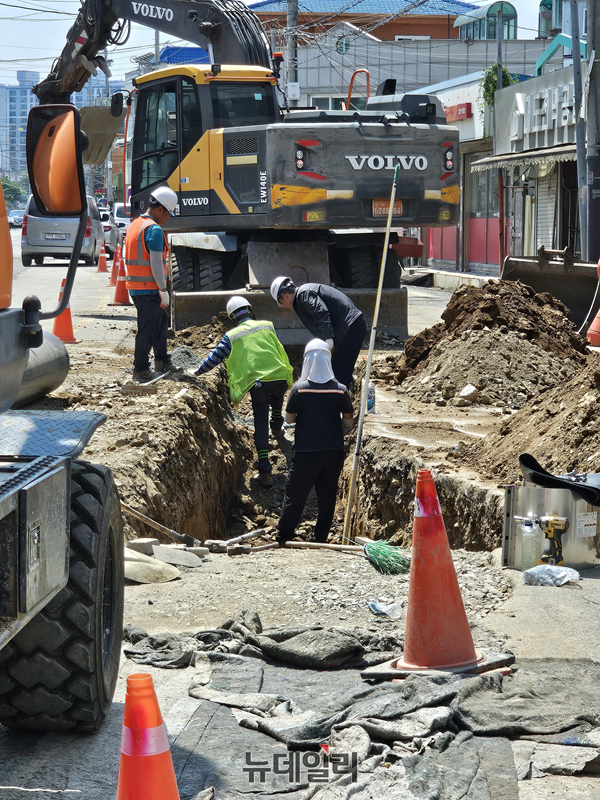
21, 194, 104, 266
113, 202, 132, 237
8, 210, 24, 228
98, 208, 124, 258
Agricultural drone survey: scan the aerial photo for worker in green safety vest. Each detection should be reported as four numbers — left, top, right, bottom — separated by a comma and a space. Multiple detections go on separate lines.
188, 296, 293, 487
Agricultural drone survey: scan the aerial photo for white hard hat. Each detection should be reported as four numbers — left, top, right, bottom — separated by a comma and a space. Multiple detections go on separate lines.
270, 276, 295, 304
149, 185, 178, 214
304, 338, 331, 355
226, 295, 252, 321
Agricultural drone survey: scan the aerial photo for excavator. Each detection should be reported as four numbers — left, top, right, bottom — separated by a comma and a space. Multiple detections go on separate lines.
33, 0, 461, 341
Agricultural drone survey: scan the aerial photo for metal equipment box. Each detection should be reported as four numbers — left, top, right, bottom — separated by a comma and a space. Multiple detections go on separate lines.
503, 484, 600, 571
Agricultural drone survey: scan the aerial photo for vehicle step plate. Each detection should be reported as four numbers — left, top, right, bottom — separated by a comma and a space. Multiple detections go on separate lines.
0, 410, 106, 458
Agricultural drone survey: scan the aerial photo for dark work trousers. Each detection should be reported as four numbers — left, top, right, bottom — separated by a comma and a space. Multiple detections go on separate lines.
278, 449, 345, 541
132, 293, 169, 372
249, 379, 288, 472
331, 314, 367, 389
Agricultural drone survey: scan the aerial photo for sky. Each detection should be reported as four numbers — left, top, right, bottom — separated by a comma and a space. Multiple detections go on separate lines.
0, 0, 541, 87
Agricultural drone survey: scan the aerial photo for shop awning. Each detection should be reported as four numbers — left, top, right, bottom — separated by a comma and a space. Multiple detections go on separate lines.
470, 144, 576, 173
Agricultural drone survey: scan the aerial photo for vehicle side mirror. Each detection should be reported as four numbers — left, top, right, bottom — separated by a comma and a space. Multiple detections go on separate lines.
111, 93, 124, 118
26, 105, 86, 216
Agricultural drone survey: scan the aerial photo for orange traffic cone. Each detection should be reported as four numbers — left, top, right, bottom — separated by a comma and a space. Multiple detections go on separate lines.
109, 257, 133, 306
96, 242, 109, 273
587, 260, 600, 345
108, 244, 121, 287
396, 468, 482, 671
116, 673, 179, 800
52, 278, 82, 344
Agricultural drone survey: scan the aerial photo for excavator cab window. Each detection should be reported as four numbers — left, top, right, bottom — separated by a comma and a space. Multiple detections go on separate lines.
210, 82, 276, 129
132, 80, 179, 191
132, 77, 203, 194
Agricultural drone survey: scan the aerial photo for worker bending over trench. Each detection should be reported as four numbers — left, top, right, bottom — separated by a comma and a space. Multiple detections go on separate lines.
188, 297, 292, 487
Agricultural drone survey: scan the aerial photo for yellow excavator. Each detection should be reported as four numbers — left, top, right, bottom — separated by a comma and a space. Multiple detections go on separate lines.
33, 0, 461, 341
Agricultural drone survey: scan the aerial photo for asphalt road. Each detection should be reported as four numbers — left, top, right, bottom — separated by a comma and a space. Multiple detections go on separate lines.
10, 229, 136, 349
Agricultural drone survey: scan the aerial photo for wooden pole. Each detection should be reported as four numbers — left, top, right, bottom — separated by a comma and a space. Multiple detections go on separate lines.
498, 169, 505, 275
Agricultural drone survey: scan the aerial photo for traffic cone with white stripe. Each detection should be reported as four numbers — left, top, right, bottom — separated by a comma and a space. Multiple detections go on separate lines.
96, 242, 108, 273
108, 244, 121, 287
109, 256, 133, 306
116, 673, 179, 800
52, 278, 81, 344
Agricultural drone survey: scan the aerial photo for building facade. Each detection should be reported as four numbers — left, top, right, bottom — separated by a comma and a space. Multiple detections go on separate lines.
0, 72, 39, 181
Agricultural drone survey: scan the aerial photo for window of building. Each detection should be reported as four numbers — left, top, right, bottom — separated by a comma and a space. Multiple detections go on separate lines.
539, 0, 552, 37
456, 2, 517, 41
552, 0, 563, 31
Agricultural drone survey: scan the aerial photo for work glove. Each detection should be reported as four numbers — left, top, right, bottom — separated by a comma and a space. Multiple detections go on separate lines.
159, 289, 169, 308
325, 338, 334, 351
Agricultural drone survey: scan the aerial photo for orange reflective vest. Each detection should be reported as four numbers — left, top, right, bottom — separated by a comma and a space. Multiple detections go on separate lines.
125, 216, 168, 292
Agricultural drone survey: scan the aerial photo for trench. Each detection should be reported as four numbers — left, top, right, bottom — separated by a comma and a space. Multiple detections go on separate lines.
121, 383, 503, 553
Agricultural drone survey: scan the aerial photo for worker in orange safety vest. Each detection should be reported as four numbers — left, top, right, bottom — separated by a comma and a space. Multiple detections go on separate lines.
125, 185, 182, 381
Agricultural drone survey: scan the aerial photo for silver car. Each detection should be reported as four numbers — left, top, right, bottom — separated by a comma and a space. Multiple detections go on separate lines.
21, 194, 104, 266
113, 202, 133, 237
99, 208, 124, 258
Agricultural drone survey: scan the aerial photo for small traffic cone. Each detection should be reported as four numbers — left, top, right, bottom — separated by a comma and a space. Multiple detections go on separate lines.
108, 244, 121, 287
109, 257, 133, 306
96, 242, 109, 273
52, 278, 82, 344
587, 260, 600, 345
395, 469, 481, 671
116, 673, 179, 800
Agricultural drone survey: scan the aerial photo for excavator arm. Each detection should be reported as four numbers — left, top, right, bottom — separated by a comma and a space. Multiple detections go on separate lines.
34, 0, 271, 105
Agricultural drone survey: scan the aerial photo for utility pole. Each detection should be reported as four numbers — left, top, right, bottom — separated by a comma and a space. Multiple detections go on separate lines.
496, 9, 505, 273
287, 0, 298, 107
586, 0, 600, 262
105, 46, 112, 207
571, 0, 588, 259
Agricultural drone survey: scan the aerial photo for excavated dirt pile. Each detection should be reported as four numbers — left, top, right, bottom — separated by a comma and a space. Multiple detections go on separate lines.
453, 353, 600, 485
374, 280, 588, 410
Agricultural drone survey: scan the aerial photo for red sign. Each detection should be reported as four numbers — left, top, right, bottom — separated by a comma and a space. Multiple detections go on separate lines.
445, 102, 472, 122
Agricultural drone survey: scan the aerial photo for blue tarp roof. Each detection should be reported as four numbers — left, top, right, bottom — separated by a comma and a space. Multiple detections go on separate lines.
154, 45, 209, 64
250, 0, 478, 14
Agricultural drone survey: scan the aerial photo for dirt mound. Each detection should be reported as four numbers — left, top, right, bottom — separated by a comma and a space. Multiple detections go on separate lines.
451, 353, 600, 484
397, 281, 587, 378
392, 327, 579, 410
173, 316, 229, 350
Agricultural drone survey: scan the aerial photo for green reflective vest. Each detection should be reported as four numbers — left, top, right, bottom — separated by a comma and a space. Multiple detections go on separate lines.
226, 319, 293, 405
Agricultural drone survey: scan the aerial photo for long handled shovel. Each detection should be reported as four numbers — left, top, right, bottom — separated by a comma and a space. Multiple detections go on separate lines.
342, 165, 400, 545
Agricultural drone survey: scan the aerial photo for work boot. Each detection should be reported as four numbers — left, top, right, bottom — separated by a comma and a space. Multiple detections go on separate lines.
133, 368, 155, 383
253, 470, 273, 488
270, 421, 284, 441
155, 357, 182, 374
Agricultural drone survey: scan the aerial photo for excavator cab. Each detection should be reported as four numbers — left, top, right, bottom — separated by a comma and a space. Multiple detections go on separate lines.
129, 65, 278, 220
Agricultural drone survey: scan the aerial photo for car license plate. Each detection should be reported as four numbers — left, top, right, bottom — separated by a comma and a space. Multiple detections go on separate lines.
45, 233, 67, 240
372, 199, 403, 217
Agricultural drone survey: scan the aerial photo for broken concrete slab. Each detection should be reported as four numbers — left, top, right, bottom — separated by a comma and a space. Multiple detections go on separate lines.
126, 537, 159, 555
152, 544, 204, 568
511, 740, 600, 779
186, 546, 210, 557
124, 548, 180, 583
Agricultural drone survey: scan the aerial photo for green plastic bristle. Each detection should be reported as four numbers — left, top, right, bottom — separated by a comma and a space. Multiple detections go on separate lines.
363, 541, 411, 575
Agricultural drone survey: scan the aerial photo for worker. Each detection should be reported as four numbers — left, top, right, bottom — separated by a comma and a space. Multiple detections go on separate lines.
270, 277, 367, 389
187, 297, 293, 487
276, 339, 354, 545
125, 185, 182, 381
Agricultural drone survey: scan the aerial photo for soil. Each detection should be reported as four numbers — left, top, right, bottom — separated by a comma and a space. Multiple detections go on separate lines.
27, 277, 600, 628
